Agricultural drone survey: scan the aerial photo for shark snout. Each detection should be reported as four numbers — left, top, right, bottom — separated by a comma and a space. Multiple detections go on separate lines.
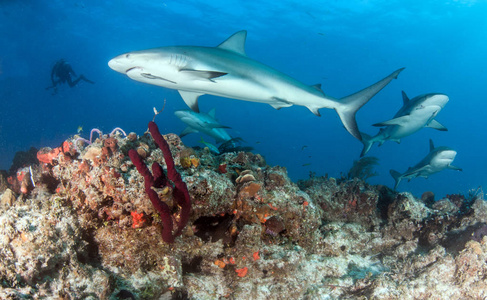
174, 110, 192, 120
108, 56, 124, 73
439, 150, 457, 162
174, 111, 185, 118
427, 94, 449, 108
108, 54, 137, 74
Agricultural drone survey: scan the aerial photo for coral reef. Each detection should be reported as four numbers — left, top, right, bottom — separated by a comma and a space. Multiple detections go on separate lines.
0, 124, 486, 299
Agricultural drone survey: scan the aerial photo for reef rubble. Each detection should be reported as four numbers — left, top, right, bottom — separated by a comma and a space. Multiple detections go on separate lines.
0, 126, 486, 299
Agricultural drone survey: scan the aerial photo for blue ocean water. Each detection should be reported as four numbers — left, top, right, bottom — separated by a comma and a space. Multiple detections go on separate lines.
1, 1, 485, 198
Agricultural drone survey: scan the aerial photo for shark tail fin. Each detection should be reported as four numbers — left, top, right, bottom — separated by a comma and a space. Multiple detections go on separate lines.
389, 169, 402, 190
337, 68, 404, 140
359, 132, 375, 157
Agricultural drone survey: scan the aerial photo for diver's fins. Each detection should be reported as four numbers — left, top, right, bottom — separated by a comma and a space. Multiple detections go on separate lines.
80, 75, 95, 84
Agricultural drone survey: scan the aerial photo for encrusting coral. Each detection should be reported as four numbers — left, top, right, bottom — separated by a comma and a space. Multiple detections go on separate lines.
0, 121, 486, 299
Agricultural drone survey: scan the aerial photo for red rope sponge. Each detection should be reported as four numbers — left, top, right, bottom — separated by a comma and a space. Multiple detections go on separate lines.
128, 121, 191, 243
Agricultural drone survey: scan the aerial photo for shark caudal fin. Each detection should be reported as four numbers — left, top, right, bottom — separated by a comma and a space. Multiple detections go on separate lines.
359, 132, 375, 157
390, 169, 402, 190
336, 68, 404, 140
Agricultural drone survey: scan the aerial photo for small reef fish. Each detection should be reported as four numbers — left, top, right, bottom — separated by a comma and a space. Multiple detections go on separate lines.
77, 126, 83, 134
174, 109, 231, 143
390, 139, 462, 190
360, 92, 448, 157
108, 30, 404, 140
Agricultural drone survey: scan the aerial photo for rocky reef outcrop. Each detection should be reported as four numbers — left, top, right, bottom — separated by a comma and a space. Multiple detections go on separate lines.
0, 127, 486, 299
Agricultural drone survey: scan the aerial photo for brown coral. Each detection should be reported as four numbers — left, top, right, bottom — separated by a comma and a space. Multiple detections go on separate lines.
104, 137, 118, 153
264, 216, 285, 236
236, 173, 256, 184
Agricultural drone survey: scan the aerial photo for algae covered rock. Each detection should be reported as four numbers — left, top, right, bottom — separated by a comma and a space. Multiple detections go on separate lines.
1, 126, 486, 299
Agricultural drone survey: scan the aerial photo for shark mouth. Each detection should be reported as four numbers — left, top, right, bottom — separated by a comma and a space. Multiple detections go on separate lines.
126, 67, 142, 73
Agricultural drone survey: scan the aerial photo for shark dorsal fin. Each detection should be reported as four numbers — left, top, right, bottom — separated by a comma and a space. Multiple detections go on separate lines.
429, 139, 435, 151
208, 108, 216, 119
401, 91, 410, 105
217, 31, 247, 56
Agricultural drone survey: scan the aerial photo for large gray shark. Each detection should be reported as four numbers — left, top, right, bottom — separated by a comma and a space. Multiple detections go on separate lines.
108, 30, 404, 140
390, 139, 462, 190
360, 91, 449, 157
174, 108, 231, 143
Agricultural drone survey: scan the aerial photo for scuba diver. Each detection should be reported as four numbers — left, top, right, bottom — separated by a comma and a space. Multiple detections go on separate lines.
46, 59, 94, 94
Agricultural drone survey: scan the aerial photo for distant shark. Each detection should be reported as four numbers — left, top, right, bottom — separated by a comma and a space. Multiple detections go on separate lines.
174, 108, 231, 143
108, 30, 404, 140
360, 92, 449, 156
390, 139, 462, 190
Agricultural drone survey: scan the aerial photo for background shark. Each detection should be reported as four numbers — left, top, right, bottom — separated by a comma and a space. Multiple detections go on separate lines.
360, 92, 448, 157
390, 139, 462, 190
174, 109, 231, 143
108, 30, 404, 141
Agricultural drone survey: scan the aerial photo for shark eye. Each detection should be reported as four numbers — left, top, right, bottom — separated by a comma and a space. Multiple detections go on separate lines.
125, 54, 130, 58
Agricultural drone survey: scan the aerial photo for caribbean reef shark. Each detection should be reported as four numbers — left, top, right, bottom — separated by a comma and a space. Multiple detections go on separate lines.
108, 30, 404, 140
360, 92, 448, 156
390, 139, 462, 190
174, 108, 231, 143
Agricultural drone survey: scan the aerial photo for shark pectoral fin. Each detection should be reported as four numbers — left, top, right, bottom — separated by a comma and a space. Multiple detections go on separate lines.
448, 165, 462, 171
179, 69, 228, 82
270, 97, 293, 110
426, 119, 448, 131
180, 126, 198, 137
373, 115, 410, 127
179, 90, 203, 112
